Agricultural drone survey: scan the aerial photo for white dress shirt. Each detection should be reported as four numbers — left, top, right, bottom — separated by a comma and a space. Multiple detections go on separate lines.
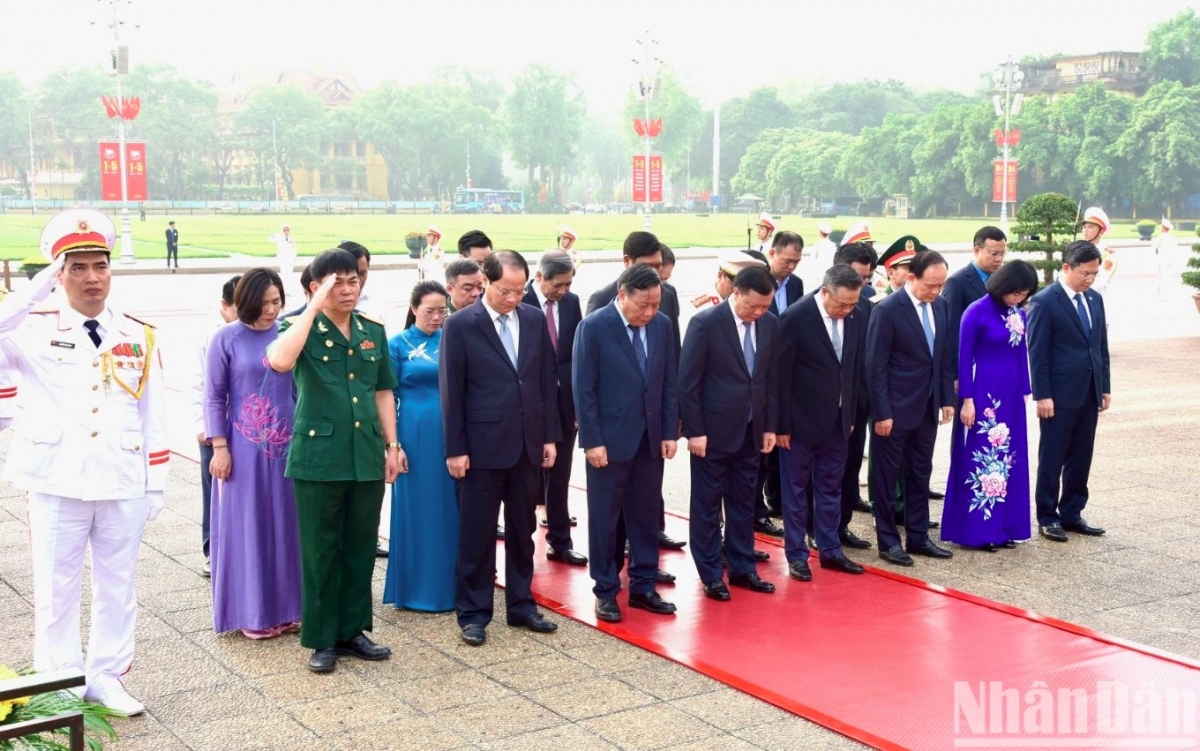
481, 297, 520, 355
1059, 277, 1092, 327
531, 285, 559, 334
729, 303, 757, 351
615, 305, 648, 352
189, 317, 227, 439
905, 284, 935, 337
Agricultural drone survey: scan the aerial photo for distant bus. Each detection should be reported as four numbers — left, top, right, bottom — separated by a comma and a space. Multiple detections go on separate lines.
452, 188, 524, 214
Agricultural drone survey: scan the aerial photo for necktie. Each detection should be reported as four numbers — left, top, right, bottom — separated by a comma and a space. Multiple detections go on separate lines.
629, 325, 647, 377
545, 300, 558, 351
742, 322, 755, 376
1074, 293, 1091, 339
831, 318, 842, 363
84, 319, 102, 348
920, 302, 935, 354
497, 313, 517, 367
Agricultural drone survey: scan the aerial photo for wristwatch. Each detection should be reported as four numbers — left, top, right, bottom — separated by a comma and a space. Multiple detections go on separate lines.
386, 442, 403, 449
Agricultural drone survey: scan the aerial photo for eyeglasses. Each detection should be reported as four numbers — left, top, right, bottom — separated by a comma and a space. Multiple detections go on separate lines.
982, 251, 1007, 259
492, 287, 525, 298
417, 307, 448, 317
1073, 269, 1099, 280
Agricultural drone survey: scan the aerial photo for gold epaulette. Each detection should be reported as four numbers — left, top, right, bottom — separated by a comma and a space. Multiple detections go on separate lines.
122, 313, 157, 329
30, 307, 58, 315
356, 311, 385, 327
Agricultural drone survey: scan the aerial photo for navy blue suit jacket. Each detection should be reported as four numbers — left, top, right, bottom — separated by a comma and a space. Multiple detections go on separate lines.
866, 289, 955, 430
778, 292, 864, 443
439, 300, 559, 468
586, 278, 681, 360
767, 274, 804, 316
942, 263, 988, 372
1026, 282, 1110, 410
572, 304, 678, 463
678, 302, 778, 452
523, 284, 581, 435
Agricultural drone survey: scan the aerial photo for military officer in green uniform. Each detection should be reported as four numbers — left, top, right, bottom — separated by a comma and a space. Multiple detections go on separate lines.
267, 247, 402, 674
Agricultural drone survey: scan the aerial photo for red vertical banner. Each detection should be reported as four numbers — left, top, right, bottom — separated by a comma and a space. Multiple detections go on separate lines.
99, 141, 121, 200
125, 141, 148, 201
648, 155, 663, 203
991, 159, 1018, 203
632, 155, 647, 203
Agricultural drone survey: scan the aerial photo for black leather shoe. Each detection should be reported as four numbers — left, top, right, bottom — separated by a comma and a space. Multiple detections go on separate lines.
1002, 540, 1018, 548
907, 538, 953, 559
703, 580, 731, 601
853, 497, 873, 513
375, 543, 388, 558
595, 597, 622, 623
820, 553, 865, 575
839, 529, 872, 549
541, 516, 578, 527
658, 531, 687, 550
628, 591, 676, 615
496, 525, 505, 540
1040, 523, 1068, 542
729, 572, 775, 593
880, 545, 915, 567
929, 520, 940, 530
507, 613, 557, 633
788, 560, 812, 582
547, 548, 588, 566
335, 633, 391, 661
929, 489, 945, 500
1063, 518, 1105, 536
655, 569, 676, 584
754, 517, 784, 537
460, 624, 486, 646
201, 557, 211, 578
753, 549, 770, 562
308, 648, 336, 673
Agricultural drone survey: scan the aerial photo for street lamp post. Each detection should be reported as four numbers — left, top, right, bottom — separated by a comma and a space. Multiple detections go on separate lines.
94, 0, 138, 264
993, 57, 1024, 235
633, 32, 660, 232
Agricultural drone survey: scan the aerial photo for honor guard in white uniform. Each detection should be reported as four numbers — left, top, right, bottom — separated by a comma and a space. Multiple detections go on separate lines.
752, 212, 775, 254
269, 223, 298, 283
558, 225, 579, 267
0, 208, 168, 717
0, 371, 17, 430
692, 250, 769, 309
1081, 207, 1117, 295
1152, 217, 1177, 297
421, 224, 446, 285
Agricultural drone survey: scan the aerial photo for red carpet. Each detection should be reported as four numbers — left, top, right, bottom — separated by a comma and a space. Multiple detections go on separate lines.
500, 488, 1200, 751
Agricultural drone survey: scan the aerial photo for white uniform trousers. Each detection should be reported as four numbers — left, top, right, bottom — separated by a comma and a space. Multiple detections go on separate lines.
27, 492, 148, 693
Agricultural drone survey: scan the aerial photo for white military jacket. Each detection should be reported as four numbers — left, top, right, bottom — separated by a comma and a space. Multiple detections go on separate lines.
0, 266, 168, 502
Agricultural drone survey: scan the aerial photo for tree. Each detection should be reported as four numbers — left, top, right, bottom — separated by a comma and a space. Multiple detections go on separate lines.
1114, 80, 1200, 212
124, 64, 218, 199
796, 79, 922, 134
235, 84, 327, 199
764, 131, 854, 211
580, 117, 627, 203
622, 72, 705, 191
730, 128, 800, 205
35, 67, 113, 196
1011, 192, 1079, 284
1145, 9, 1200, 87
505, 64, 586, 209
837, 113, 921, 203
346, 82, 423, 199
692, 87, 796, 200
0, 73, 32, 198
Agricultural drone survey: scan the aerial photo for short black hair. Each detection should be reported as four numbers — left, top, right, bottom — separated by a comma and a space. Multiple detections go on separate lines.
233, 267, 285, 325
660, 244, 675, 267
910, 250, 948, 278
622, 231, 663, 262
618, 263, 661, 296
732, 266, 774, 296
404, 281, 448, 330
338, 240, 370, 264
445, 258, 482, 285
742, 249, 769, 265
1063, 240, 1102, 268
458, 229, 493, 256
823, 263, 865, 292
834, 242, 874, 268
221, 275, 242, 306
986, 260, 1039, 307
973, 226, 1007, 249
168, 221, 176, 226
298, 265, 312, 296
310, 248, 358, 283
482, 249, 529, 283
772, 230, 804, 251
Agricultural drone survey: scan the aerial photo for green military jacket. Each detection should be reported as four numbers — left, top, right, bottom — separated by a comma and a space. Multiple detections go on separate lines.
280, 310, 397, 482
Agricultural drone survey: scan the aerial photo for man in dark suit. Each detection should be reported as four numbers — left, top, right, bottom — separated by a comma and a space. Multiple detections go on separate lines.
866, 250, 956, 566
680, 266, 779, 601
523, 250, 587, 566
439, 250, 561, 646
944, 226, 1007, 372
778, 264, 869, 579
165, 221, 179, 269
574, 264, 680, 623
834, 243, 878, 543
1027, 241, 1111, 542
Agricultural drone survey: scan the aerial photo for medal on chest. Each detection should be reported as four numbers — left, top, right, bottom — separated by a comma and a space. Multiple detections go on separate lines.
101, 325, 156, 400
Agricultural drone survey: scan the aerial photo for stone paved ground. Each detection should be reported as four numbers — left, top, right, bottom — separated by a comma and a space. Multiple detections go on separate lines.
1, 257, 1198, 750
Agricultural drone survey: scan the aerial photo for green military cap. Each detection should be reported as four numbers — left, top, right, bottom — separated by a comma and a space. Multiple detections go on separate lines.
878, 235, 921, 271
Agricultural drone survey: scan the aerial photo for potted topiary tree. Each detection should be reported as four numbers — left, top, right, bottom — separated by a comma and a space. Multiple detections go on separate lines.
404, 231, 426, 259
829, 229, 847, 246
18, 255, 49, 280
1136, 219, 1157, 241
1183, 227, 1200, 314
1010, 192, 1079, 287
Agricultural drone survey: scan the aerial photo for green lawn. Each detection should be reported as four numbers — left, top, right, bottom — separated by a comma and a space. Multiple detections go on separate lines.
0, 211, 1154, 261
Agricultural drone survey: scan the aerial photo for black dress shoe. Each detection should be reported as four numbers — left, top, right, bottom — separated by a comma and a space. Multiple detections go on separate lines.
541, 516, 578, 528
929, 489, 945, 500
1040, 523, 1068, 542
839, 529, 872, 549
703, 581, 731, 601
729, 572, 775, 593
753, 549, 770, 562
1002, 540, 1018, 548
788, 560, 812, 582
496, 525, 505, 540
201, 557, 211, 578
507, 613, 557, 633
907, 538, 953, 559
628, 591, 677, 615
547, 547, 588, 566
853, 497, 873, 513
820, 554, 865, 575
335, 633, 391, 661
928, 520, 940, 530
1063, 518, 1106, 536
375, 543, 388, 558
308, 648, 337, 673
460, 624, 487, 646
658, 531, 687, 550
975, 543, 999, 553
879, 545, 915, 567
595, 597, 622, 623
655, 569, 676, 584
754, 517, 784, 537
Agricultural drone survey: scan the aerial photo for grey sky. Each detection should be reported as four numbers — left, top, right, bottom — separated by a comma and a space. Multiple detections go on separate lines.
2, 0, 1191, 110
